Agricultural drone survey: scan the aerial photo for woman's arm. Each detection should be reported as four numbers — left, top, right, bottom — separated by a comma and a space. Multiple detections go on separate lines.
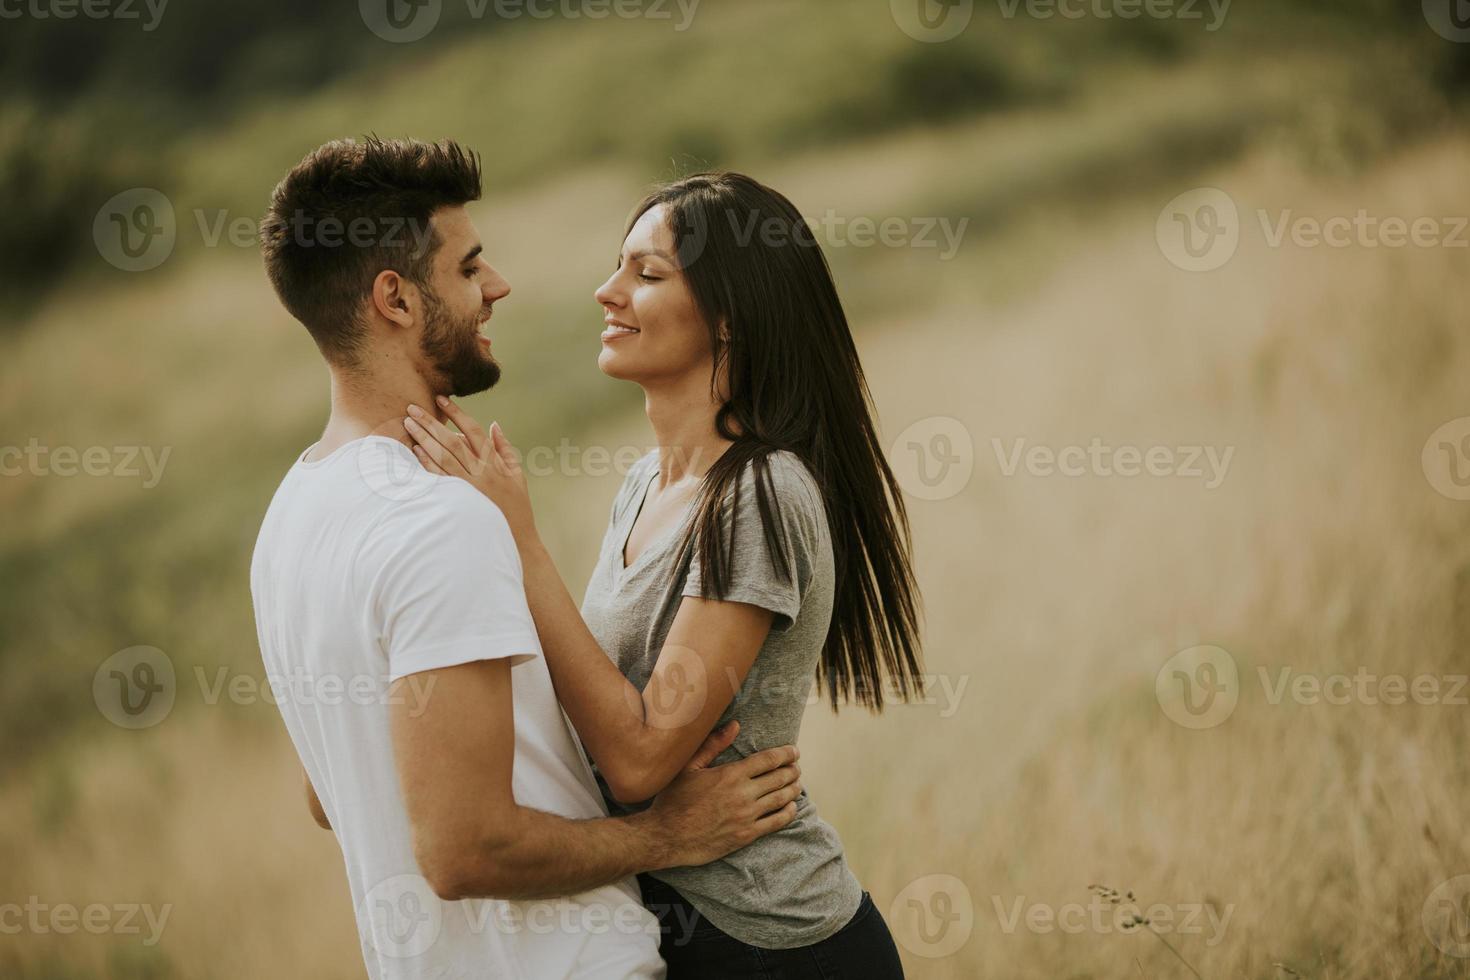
404, 399, 776, 803
516, 535, 774, 802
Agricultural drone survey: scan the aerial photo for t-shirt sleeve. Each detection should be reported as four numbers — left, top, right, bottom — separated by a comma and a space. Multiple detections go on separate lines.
362, 481, 542, 683
683, 453, 826, 633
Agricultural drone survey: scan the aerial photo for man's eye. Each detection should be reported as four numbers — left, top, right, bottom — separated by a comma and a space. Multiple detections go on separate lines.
464, 267, 479, 279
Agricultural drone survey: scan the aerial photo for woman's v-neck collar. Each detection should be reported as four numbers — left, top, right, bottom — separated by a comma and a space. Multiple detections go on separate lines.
616, 463, 695, 580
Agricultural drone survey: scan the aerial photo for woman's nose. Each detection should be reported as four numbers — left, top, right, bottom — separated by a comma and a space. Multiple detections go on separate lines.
594, 274, 623, 308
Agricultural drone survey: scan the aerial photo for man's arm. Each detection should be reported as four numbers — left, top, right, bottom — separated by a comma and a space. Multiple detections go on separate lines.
303, 767, 331, 830
392, 657, 801, 902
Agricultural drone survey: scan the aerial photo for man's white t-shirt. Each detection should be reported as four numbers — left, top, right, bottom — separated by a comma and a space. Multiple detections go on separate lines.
250, 435, 665, 980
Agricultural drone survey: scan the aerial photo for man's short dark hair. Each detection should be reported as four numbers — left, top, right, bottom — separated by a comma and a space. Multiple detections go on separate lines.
260, 136, 482, 366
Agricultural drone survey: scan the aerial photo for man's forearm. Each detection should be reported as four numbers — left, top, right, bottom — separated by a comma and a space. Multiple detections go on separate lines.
442, 804, 670, 902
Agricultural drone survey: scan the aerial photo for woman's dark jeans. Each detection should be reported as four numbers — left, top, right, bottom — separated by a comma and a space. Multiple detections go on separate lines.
638, 874, 906, 979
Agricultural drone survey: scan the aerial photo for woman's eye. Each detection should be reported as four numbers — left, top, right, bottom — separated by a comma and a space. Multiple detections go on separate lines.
638, 273, 662, 282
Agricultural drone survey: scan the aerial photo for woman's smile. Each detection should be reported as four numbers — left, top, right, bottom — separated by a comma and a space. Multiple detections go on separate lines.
601, 318, 641, 342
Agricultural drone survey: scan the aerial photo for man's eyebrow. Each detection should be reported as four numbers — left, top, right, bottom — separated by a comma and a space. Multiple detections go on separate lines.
460, 244, 483, 264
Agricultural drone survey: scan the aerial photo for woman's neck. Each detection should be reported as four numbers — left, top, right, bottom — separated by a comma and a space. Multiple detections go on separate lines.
643, 374, 731, 488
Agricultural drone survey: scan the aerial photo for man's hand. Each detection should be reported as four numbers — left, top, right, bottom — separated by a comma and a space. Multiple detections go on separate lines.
642, 721, 803, 869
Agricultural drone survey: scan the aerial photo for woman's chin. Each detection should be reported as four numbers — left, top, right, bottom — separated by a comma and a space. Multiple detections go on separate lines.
597, 348, 635, 380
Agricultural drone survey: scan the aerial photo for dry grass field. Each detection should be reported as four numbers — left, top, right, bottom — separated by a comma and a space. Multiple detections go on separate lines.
3, 4, 1468, 977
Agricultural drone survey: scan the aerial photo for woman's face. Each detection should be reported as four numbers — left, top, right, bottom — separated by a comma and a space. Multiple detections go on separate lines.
594, 205, 713, 386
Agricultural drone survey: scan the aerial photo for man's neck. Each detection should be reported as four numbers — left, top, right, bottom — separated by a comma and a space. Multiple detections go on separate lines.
310, 363, 447, 461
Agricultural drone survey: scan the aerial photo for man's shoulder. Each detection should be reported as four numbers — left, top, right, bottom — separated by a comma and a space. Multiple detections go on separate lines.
378, 477, 511, 536
364, 478, 516, 570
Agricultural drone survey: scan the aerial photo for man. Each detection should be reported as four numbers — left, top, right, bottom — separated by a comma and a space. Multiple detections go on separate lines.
249, 137, 802, 979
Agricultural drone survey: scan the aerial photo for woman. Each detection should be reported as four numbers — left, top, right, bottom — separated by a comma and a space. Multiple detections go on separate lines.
406, 172, 921, 978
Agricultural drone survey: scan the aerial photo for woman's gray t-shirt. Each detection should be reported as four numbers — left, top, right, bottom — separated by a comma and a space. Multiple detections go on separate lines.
579, 449, 863, 949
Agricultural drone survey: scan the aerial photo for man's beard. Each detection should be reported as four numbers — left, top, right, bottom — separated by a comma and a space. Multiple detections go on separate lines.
420, 286, 501, 397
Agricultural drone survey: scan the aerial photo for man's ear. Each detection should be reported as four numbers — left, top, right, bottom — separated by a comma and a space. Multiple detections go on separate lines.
371, 269, 416, 329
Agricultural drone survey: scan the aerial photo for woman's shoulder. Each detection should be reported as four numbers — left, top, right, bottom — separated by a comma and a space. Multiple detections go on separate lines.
754, 449, 823, 506
610, 450, 659, 517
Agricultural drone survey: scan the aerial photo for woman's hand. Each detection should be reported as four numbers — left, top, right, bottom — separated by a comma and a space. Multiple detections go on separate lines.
403, 397, 536, 542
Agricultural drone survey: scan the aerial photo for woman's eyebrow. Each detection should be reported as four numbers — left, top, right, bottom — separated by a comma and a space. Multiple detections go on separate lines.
624, 247, 675, 263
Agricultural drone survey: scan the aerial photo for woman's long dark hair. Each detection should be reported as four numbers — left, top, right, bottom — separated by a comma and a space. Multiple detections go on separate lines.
629, 172, 922, 710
